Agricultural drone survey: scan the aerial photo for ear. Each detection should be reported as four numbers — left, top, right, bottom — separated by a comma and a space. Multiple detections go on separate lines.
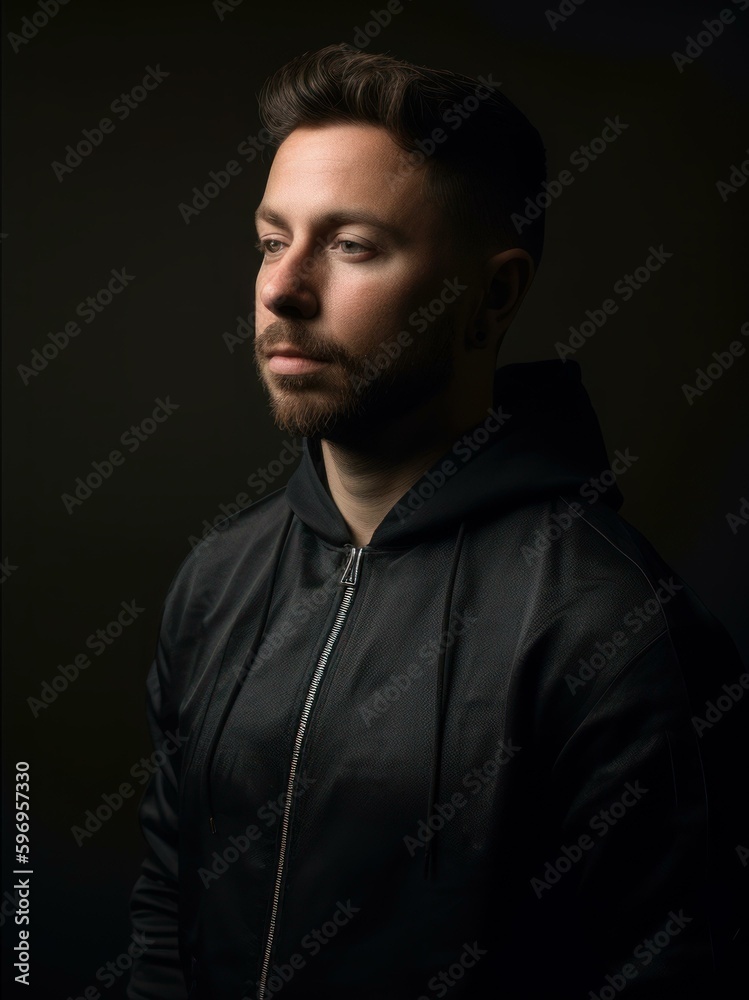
468, 247, 536, 350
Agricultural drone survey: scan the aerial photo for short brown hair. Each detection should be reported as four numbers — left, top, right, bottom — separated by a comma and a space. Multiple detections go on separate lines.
257, 44, 547, 269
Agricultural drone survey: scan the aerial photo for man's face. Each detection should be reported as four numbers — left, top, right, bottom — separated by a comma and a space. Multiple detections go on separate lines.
253, 122, 477, 443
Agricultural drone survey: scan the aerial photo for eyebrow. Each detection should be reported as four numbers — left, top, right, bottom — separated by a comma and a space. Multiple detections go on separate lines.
253, 204, 407, 242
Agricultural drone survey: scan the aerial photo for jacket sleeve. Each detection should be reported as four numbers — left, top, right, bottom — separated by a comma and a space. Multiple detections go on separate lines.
127, 618, 189, 1000
545, 630, 716, 999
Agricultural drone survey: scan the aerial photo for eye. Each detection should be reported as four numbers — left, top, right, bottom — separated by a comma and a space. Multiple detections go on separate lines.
254, 235, 377, 260
330, 238, 375, 257
254, 238, 285, 256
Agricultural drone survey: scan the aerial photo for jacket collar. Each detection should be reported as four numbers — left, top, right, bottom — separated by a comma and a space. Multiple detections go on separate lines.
285, 359, 623, 548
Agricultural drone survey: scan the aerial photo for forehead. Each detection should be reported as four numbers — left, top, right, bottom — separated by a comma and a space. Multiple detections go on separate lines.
259, 122, 444, 234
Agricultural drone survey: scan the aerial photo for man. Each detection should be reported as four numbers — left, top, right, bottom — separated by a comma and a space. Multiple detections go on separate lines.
128, 44, 745, 999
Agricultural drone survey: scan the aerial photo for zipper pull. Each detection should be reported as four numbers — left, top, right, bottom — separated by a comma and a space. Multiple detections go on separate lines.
340, 545, 364, 586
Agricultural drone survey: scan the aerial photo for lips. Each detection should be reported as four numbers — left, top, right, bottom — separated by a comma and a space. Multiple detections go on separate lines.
264, 344, 330, 375
265, 345, 323, 362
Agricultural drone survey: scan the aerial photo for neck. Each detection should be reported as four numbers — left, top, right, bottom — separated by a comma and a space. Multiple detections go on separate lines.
319, 386, 494, 547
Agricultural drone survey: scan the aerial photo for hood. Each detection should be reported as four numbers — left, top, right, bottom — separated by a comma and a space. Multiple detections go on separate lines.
285, 358, 623, 548
204, 359, 624, 881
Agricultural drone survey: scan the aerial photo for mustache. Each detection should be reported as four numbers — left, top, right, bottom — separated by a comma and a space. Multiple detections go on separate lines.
257, 321, 351, 364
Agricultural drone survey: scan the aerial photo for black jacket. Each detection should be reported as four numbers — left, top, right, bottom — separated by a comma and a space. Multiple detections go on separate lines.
127, 359, 745, 1000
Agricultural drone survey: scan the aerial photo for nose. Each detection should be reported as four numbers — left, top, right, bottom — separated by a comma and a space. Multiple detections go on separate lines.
257, 245, 319, 320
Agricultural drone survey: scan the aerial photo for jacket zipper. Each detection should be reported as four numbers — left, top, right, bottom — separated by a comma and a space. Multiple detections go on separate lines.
256, 544, 364, 1000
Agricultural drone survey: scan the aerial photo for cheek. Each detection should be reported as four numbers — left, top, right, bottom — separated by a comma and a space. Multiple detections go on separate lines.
328, 292, 413, 352
327, 266, 440, 343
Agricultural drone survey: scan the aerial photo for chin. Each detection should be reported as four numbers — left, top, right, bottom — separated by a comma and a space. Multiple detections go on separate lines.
268, 397, 347, 440
270, 394, 381, 442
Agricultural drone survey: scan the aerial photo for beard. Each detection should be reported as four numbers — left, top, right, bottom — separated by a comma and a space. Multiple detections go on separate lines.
253, 315, 456, 444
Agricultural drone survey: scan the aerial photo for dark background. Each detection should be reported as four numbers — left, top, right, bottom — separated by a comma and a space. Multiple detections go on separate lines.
2, 0, 748, 995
